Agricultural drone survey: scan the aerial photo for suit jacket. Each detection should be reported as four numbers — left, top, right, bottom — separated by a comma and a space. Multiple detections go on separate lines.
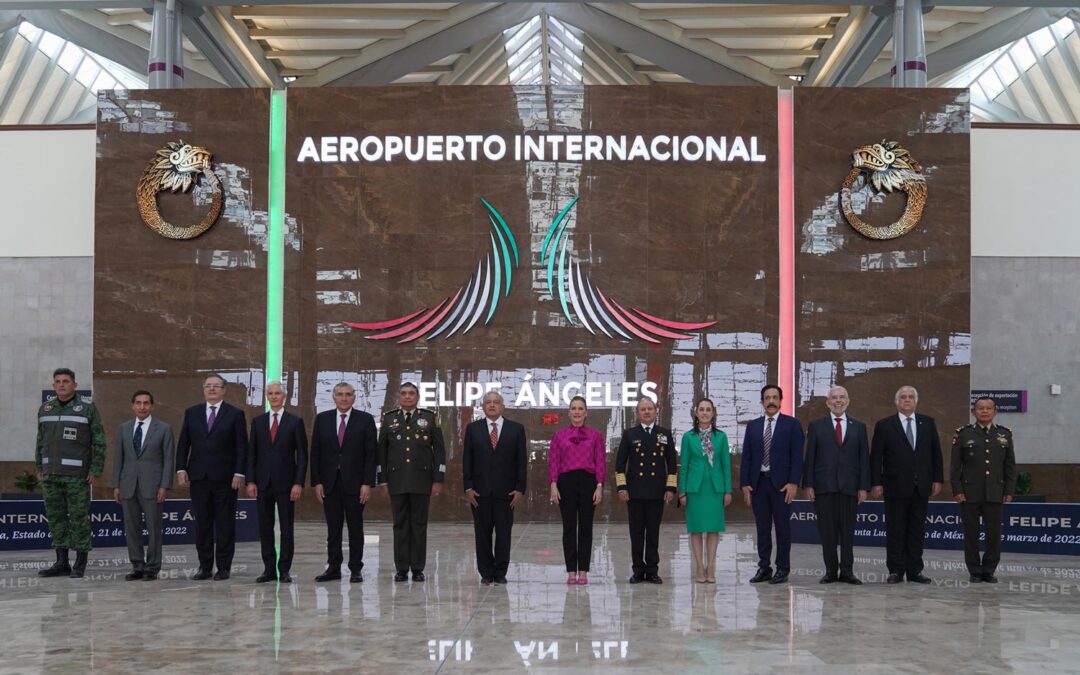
870, 413, 944, 499
175, 402, 248, 482
462, 418, 527, 498
113, 417, 176, 500
615, 425, 678, 500
246, 409, 308, 492
803, 415, 871, 496
740, 413, 805, 490
678, 430, 732, 495
309, 408, 377, 494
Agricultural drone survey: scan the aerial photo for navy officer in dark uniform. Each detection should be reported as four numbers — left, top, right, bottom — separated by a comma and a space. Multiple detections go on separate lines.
378, 382, 446, 582
615, 397, 678, 584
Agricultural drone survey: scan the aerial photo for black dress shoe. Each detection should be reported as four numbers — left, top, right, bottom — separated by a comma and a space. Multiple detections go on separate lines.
350, 573, 363, 583
768, 571, 789, 585
412, 571, 426, 582
838, 574, 862, 585
481, 577, 493, 586
315, 571, 342, 582
908, 574, 932, 584
493, 575, 508, 585
125, 570, 144, 581
213, 570, 231, 581
969, 574, 983, 583
819, 575, 838, 584
886, 573, 904, 584
645, 574, 663, 584
142, 570, 159, 580
394, 571, 409, 582
750, 568, 773, 584
256, 574, 276, 583
982, 573, 998, 584
628, 574, 645, 584
279, 574, 292, 583
193, 569, 213, 581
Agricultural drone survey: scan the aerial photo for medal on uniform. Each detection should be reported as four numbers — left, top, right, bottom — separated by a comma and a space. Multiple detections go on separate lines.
657, 433, 668, 445
417, 418, 429, 429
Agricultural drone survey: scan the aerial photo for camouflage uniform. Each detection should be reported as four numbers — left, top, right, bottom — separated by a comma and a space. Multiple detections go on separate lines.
35, 395, 106, 552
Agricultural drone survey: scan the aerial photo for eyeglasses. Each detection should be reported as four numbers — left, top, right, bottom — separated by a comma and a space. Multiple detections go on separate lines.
203, 384, 224, 390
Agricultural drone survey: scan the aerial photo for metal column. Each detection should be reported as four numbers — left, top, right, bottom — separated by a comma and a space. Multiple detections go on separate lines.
892, 0, 927, 87
148, 0, 184, 88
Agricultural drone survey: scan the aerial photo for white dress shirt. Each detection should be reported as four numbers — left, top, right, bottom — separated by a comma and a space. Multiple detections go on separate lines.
133, 415, 152, 443
898, 412, 917, 447
832, 414, 848, 442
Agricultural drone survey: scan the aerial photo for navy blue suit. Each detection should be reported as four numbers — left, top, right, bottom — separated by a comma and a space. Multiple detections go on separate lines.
463, 417, 527, 580
740, 413, 804, 573
176, 401, 248, 573
247, 409, 307, 577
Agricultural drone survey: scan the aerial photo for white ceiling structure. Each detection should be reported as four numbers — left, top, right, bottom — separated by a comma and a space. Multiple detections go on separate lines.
0, 2, 1077, 124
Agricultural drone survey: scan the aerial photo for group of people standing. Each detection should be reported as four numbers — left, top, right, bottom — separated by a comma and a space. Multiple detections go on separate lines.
33, 368, 1016, 588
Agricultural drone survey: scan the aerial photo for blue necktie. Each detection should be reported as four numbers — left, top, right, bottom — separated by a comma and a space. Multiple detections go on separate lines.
133, 421, 144, 457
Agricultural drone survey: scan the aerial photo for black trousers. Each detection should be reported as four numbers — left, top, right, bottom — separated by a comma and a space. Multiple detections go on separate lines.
256, 487, 296, 576
884, 494, 929, 577
391, 492, 431, 573
961, 501, 1003, 575
627, 498, 664, 577
322, 475, 365, 573
751, 472, 792, 572
557, 470, 597, 572
814, 492, 857, 577
471, 496, 513, 579
189, 478, 236, 573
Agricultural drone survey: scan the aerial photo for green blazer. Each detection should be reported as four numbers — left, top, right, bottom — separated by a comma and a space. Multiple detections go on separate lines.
679, 429, 732, 495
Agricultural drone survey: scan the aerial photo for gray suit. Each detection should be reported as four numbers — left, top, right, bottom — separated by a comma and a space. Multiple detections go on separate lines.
112, 417, 176, 573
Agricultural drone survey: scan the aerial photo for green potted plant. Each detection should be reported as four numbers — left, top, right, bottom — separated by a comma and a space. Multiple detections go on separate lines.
1, 470, 44, 500
1011, 471, 1046, 503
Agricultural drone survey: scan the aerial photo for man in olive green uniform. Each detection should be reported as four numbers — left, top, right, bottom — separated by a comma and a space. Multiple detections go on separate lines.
35, 368, 106, 579
378, 382, 446, 582
951, 396, 1016, 584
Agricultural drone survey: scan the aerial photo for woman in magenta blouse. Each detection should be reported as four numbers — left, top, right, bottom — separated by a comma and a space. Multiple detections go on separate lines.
549, 395, 606, 585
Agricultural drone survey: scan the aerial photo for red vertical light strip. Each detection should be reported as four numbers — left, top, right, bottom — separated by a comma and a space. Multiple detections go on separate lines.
778, 89, 795, 416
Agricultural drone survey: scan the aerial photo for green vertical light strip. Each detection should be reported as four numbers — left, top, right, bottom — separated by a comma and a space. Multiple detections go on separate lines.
266, 89, 286, 387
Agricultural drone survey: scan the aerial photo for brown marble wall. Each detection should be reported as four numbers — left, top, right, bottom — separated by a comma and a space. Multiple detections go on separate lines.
93, 89, 271, 499
285, 86, 779, 522
793, 88, 971, 491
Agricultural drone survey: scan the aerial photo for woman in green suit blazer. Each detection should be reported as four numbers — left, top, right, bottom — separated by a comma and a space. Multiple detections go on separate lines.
678, 398, 732, 583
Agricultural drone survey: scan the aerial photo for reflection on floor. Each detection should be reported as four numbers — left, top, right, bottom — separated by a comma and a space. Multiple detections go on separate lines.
1, 522, 1079, 673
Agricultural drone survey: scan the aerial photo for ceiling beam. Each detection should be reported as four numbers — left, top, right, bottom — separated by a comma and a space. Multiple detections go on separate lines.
248, 27, 407, 40
926, 9, 987, 24
106, 10, 150, 26
726, 48, 821, 57
232, 6, 449, 21
1025, 34, 1078, 124
19, 43, 60, 124
265, 49, 360, 59
211, 7, 284, 88
571, 25, 650, 85
439, 33, 505, 85
315, 3, 540, 87
0, 25, 42, 121
863, 7, 1074, 86
684, 26, 835, 39
182, 7, 262, 87
44, 51, 84, 123
546, 2, 786, 85
0, 0, 1073, 10
638, 5, 849, 20
806, 5, 892, 86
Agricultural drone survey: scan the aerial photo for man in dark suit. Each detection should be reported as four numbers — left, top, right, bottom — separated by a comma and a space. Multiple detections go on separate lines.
740, 384, 805, 585
463, 390, 527, 585
245, 380, 307, 584
378, 382, 446, 582
310, 382, 377, 583
870, 385, 943, 584
176, 374, 248, 580
112, 389, 175, 581
803, 385, 870, 585
615, 397, 677, 584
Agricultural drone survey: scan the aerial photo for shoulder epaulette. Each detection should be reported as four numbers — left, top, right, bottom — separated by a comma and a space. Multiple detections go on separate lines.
955, 425, 970, 432
382, 407, 401, 417
997, 425, 1011, 432
418, 407, 437, 414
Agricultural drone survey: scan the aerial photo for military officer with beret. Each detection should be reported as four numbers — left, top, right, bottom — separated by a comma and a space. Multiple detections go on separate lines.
378, 382, 446, 582
36, 368, 106, 579
951, 396, 1017, 584
616, 397, 678, 584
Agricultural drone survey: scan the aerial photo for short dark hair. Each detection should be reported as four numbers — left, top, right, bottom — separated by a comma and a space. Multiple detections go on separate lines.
761, 384, 783, 401
973, 396, 996, 408
569, 395, 587, 408
131, 389, 155, 404
53, 368, 76, 380
399, 382, 419, 394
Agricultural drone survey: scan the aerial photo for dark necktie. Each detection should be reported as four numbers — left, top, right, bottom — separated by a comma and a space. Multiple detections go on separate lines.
834, 417, 843, 445
405, 411, 412, 426
133, 421, 144, 457
270, 412, 279, 443
763, 417, 773, 468
207, 405, 218, 432
338, 414, 347, 447
905, 416, 915, 449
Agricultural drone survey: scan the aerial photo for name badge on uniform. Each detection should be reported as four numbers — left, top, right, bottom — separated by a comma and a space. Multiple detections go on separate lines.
63, 427, 78, 441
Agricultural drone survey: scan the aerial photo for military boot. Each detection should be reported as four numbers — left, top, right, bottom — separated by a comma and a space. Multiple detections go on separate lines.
38, 548, 71, 577
69, 551, 88, 579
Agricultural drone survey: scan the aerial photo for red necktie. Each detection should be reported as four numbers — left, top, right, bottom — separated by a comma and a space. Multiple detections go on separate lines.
834, 417, 843, 445
338, 414, 347, 447
490, 422, 499, 450
270, 412, 279, 443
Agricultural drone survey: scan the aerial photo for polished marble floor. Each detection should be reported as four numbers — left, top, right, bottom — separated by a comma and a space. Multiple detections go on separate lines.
1, 521, 1078, 673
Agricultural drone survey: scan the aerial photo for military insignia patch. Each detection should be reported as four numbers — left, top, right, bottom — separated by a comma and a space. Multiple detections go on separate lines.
73, 404, 84, 412
43, 404, 54, 412
417, 418, 429, 428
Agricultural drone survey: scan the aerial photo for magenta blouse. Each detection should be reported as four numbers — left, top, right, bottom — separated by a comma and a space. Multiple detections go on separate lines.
548, 425, 607, 484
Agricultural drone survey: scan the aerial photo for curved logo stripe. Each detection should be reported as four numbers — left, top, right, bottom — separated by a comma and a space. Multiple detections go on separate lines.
345, 199, 518, 343
540, 199, 716, 342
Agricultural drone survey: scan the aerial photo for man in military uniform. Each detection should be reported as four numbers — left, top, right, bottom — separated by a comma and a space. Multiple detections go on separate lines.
951, 396, 1017, 584
378, 382, 446, 582
35, 368, 106, 579
616, 397, 677, 584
